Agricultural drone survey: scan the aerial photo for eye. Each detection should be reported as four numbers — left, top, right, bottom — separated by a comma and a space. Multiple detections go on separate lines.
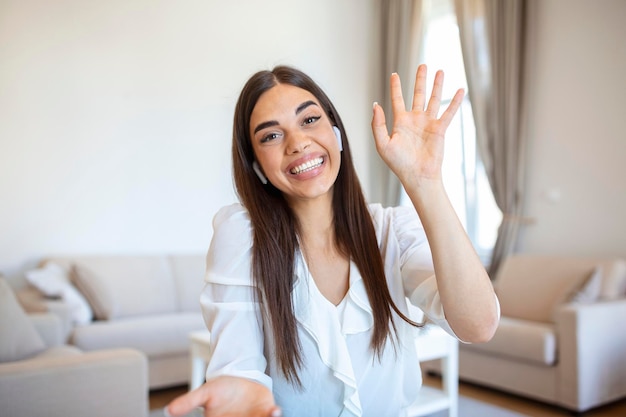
260, 132, 282, 144
302, 116, 321, 125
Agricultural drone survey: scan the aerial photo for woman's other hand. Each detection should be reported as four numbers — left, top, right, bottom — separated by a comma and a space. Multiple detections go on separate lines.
165, 376, 281, 417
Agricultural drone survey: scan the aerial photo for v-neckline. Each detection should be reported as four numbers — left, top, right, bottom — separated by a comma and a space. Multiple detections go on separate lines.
298, 248, 352, 307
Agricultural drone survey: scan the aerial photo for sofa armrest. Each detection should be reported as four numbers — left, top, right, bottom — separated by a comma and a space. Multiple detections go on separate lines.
555, 298, 626, 411
0, 348, 149, 417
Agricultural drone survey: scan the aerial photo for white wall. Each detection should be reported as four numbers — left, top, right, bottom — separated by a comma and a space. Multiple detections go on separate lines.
519, 0, 626, 257
2, 0, 624, 283
0, 0, 379, 280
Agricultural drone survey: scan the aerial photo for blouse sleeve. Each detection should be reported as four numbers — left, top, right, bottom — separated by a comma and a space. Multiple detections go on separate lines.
200, 203, 272, 389
389, 205, 461, 339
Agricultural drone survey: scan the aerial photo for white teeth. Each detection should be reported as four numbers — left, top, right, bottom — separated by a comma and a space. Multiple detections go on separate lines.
291, 157, 323, 175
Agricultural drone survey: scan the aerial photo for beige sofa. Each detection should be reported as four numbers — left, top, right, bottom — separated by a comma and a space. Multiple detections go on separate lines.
428, 254, 626, 413
18, 254, 207, 389
0, 278, 149, 417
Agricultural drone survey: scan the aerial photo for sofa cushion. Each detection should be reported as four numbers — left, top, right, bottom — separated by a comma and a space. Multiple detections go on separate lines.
462, 316, 557, 366
25, 262, 93, 325
169, 255, 205, 312
0, 278, 46, 362
70, 312, 205, 358
494, 255, 598, 323
70, 256, 178, 320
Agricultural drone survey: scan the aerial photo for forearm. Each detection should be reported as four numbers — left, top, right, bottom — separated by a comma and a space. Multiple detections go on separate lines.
404, 178, 499, 343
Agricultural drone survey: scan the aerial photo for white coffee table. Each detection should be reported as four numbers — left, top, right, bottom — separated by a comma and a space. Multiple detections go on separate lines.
189, 330, 212, 390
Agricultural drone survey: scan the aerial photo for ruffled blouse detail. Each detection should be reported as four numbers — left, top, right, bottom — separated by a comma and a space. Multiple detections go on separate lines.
292, 253, 373, 416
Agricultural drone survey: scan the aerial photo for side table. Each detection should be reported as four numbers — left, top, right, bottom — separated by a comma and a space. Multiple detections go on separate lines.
407, 324, 459, 417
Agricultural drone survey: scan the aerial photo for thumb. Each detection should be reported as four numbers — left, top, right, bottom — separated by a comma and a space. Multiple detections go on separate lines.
268, 406, 283, 417
371, 102, 389, 150
165, 385, 209, 417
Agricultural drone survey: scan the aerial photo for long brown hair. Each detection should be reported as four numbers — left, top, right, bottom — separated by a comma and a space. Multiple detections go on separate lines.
231, 65, 418, 384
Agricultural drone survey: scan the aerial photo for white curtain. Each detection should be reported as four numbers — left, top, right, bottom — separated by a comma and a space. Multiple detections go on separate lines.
373, 0, 425, 207
454, 0, 528, 277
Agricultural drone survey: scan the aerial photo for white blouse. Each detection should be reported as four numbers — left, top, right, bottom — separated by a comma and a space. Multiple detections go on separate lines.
201, 203, 460, 417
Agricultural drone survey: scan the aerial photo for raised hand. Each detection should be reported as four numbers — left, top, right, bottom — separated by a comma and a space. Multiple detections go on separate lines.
371, 64, 464, 188
165, 375, 281, 417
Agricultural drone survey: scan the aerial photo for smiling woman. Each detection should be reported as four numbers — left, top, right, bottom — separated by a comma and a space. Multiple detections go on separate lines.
165, 64, 499, 417
249, 85, 341, 203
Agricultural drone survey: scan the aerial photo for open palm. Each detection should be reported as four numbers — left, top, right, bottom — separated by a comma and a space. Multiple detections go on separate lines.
166, 376, 281, 417
371, 64, 464, 186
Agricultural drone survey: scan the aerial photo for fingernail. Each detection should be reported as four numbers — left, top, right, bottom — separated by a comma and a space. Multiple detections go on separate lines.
372, 101, 378, 109
271, 410, 283, 417
163, 406, 173, 417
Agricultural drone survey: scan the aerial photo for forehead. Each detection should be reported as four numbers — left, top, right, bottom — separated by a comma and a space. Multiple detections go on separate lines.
250, 84, 320, 125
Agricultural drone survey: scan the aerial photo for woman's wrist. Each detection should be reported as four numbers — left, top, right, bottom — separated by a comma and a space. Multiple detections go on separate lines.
402, 176, 447, 211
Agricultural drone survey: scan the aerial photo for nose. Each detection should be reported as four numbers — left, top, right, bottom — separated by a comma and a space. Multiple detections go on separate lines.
285, 132, 311, 154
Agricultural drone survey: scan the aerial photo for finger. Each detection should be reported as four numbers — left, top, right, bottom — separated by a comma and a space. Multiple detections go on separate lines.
411, 64, 428, 111
371, 102, 389, 149
438, 88, 465, 129
425, 70, 444, 117
390, 72, 406, 115
165, 385, 212, 417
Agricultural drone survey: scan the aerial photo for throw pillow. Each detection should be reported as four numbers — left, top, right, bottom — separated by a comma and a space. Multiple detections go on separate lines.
25, 262, 93, 325
70, 263, 115, 320
0, 278, 46, 362
598, 259, 626, 300
568, 265, 603, 304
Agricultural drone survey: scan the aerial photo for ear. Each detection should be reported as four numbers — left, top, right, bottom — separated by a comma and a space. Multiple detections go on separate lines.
252, 161, 268, 184
333, 126, 343, 151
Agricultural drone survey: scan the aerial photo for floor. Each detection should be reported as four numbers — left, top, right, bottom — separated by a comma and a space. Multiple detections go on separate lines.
150, 385, 186, 412
149, 374, 626, 416
422, 373, 626, 417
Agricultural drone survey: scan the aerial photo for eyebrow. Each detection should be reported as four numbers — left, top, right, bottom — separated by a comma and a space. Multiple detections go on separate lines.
295, 100, 317, 115
253, 100, 319, 134
253, 120, 279, 135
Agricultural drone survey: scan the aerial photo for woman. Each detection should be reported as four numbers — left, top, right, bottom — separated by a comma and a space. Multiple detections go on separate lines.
167, 64, 499, 417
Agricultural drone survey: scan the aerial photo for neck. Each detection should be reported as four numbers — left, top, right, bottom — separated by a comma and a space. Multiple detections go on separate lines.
289, 195, 336, 251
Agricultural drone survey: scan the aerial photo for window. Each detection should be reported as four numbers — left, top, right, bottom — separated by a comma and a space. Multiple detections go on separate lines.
399, 0, 502, 263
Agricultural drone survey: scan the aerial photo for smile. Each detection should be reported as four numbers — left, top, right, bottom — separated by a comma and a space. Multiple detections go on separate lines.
290, 157, 324, 175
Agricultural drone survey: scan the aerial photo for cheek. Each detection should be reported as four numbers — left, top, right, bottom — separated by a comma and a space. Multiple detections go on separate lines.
257, 154, 282, 175
329, 143, 343, 166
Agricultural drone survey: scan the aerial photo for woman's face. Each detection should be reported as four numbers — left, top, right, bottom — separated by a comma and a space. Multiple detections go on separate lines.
249, 83, 341, 206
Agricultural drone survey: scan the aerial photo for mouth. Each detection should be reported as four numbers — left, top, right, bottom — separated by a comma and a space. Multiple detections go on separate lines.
290, 157, 324, 175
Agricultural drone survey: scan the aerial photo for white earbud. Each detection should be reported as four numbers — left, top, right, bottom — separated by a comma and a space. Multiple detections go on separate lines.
333, 126, 343, 151
252, 161, 268, 184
